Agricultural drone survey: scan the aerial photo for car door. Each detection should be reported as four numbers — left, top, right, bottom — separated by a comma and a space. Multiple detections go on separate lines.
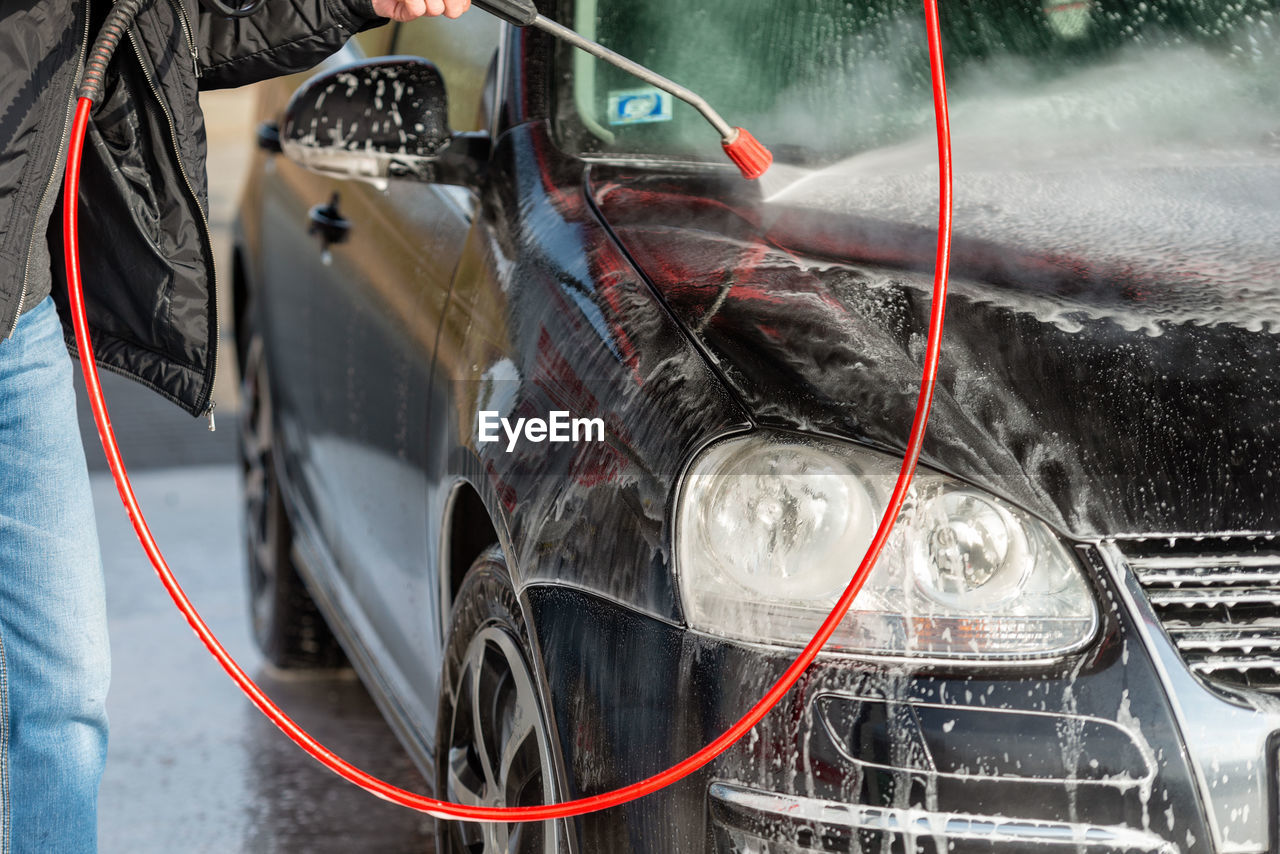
301, 12, 503, 719
253, 25, 394, 562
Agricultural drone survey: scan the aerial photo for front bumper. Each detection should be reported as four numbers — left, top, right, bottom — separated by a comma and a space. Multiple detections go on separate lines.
524, 560, 1220, 854
709, 782, 1176, 853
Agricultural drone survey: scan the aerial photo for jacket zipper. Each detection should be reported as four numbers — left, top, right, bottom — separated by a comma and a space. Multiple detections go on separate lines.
127, 26, 220, 428
3, 0, 92, 341
169, 0, 201, 79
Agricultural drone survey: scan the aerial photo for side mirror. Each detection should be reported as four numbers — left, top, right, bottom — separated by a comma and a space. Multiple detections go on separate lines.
280, 57, 488, 188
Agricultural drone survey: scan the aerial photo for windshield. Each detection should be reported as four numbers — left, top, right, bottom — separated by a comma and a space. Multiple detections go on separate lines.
554, 0, 1280, 167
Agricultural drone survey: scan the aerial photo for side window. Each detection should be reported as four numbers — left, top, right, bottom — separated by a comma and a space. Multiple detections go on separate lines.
392, 14, 504, 133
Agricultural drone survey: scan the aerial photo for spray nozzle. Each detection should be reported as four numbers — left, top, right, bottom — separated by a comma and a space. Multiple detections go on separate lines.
722, 128, 774, 181
473, 0, 772, 179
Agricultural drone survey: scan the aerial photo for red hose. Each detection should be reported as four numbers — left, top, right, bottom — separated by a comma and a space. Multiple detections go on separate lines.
63, 0, 952, 822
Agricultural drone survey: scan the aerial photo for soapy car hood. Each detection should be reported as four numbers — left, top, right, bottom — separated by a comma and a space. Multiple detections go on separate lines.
589, 137, 1280, 539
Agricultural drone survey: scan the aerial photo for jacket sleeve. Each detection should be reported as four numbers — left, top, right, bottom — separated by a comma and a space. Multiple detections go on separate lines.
196, 0, 387, 90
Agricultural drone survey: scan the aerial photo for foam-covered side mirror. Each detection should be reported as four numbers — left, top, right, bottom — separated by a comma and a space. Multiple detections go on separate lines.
281, 57, 453, 187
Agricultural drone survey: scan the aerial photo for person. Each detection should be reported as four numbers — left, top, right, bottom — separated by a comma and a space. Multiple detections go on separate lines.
0, 0, 469, 849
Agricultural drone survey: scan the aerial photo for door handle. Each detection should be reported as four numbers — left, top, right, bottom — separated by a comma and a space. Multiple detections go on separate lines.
308, 193, 351, 249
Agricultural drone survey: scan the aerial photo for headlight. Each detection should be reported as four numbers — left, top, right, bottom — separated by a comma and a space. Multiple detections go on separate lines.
676, 434, 1098, 659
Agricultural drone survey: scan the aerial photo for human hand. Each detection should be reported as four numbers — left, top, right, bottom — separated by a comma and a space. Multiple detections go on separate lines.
372, 0, 471, 21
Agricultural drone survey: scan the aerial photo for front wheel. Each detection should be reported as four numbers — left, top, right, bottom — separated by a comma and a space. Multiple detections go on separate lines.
435, 549, 561, 854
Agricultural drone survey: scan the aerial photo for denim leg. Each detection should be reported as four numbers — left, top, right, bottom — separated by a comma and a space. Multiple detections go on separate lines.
0, 297, 110, 854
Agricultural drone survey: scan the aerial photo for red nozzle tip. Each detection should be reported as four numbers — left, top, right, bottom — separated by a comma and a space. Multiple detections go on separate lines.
723, 127, 773, 180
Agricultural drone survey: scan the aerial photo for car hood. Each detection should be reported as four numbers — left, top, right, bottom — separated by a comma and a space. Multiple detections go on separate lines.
588, 142, 1280, 539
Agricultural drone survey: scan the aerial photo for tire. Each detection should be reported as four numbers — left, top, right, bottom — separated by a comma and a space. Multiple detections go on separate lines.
435, 548, 562, 854
239, 325, 346, 670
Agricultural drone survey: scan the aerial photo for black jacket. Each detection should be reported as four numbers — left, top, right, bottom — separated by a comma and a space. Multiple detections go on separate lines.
0, 0, 381, 416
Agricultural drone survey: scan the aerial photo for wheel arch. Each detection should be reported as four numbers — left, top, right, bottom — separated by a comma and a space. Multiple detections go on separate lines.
439, 478, 502, 634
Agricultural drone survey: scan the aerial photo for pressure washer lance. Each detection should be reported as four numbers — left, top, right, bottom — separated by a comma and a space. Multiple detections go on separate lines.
475, 0, 774, 179
68, 0, 950, 822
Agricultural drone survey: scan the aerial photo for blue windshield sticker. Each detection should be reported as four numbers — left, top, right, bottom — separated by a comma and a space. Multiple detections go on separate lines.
608, 89, 673, 126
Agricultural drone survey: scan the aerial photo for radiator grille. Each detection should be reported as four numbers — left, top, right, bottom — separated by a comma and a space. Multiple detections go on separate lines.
1122, 539, 1280, 695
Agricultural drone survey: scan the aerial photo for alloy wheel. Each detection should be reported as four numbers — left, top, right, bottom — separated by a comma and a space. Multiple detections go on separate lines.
442, 626, 559, 854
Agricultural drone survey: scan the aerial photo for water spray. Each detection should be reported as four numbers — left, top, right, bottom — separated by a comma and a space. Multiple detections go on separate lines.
64, 0, 953, 823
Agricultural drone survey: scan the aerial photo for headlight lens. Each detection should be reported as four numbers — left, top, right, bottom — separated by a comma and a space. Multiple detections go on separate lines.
676, 434, 1097, 659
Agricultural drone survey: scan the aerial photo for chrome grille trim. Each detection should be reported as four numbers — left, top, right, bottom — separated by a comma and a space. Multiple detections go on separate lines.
1192, 660, 1280, 676
1132, 566, 1280, 586
1121, 539, 1280, 695
1145, 587, 1280, 607
1128, 554, 1280, 571
1170, 628, 1280, 654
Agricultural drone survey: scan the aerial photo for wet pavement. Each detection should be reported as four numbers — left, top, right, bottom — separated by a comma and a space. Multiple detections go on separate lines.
78, 89, 437, 852
92, 465, 436, 853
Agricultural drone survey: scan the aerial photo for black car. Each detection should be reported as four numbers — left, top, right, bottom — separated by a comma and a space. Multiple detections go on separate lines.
232, 1, 1280, 851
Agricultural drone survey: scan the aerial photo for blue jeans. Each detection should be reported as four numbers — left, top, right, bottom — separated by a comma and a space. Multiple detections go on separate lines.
0, 297, 109, 853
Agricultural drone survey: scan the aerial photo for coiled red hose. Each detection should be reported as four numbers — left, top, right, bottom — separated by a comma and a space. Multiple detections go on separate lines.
63, 0, 952, 822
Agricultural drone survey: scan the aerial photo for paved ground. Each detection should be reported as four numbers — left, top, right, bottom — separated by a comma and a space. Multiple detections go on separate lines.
81, 90, 437, 852
93, 468, 435, 853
